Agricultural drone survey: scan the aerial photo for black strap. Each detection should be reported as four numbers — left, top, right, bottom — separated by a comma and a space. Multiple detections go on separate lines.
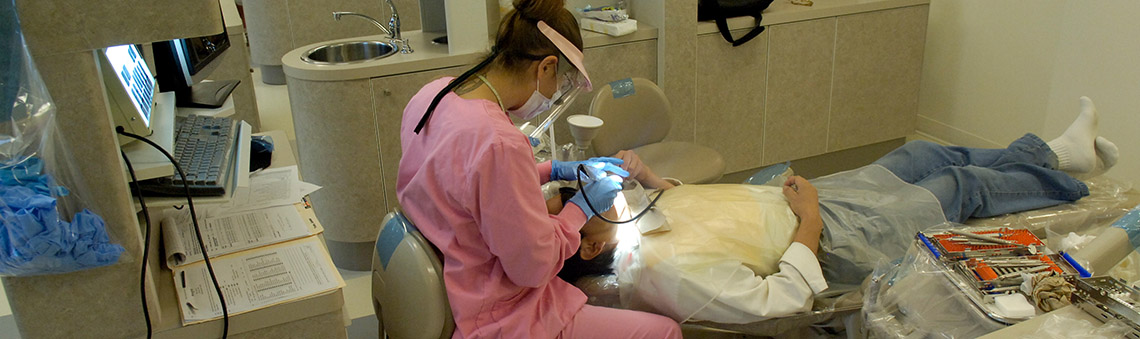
414, 50, 500, 134
703, 0, 767, 47
716, 14, 765, 47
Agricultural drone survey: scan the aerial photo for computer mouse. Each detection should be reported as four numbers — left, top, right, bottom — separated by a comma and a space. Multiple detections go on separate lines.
250, 135, 274, 172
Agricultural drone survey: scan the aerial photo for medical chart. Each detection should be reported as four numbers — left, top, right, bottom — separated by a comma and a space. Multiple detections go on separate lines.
206, 166, 320, 216
162, 204, 322, 268
173, 236, 345, 325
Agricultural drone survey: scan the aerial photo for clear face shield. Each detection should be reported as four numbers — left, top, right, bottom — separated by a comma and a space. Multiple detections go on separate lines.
527, 21, 592, 140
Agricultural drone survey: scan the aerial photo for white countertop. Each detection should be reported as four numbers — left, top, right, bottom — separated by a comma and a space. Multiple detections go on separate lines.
282, 22, 658, 82
696, 0, 930, 35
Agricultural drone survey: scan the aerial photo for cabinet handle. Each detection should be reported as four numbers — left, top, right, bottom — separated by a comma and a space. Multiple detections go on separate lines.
382, 89, 392, 96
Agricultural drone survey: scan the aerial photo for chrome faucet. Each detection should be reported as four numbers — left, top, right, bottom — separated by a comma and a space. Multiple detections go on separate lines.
332, 0, 412, 54
333, 12, 393, 36
384, 0, 402, 41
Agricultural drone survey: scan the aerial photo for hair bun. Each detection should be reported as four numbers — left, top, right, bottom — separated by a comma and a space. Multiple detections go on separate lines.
513, 0, 565, 21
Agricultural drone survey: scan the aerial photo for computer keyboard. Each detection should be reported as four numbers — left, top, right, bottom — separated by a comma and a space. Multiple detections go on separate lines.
137, 114, 237, 196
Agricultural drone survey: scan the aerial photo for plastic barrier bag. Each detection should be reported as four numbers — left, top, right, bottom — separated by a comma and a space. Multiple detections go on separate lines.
862, 238, 1008, 338
0, 1, 124, 276
1016, 304, 1131, 339
966, 176, 1134, 238
742, 161, 791, 186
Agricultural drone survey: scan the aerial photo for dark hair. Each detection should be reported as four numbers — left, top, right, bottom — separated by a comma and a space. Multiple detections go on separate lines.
558, 247, 617, 285
558, 186, 579, 205
555, 186, 617, 284
493, 0, 584, 75
414, 0, 582, 134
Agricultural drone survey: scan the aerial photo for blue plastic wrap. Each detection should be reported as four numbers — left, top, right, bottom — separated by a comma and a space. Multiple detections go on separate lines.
1112, 204, 1140, 251
743, 161, 790, 186
0, 1, 124, 275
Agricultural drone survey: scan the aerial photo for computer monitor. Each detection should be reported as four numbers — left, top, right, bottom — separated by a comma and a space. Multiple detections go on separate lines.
152, 31, 239, 108
99, 43, 155, 144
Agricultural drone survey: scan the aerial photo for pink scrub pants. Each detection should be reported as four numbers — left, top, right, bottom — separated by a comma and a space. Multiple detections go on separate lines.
560, 304, 682, 339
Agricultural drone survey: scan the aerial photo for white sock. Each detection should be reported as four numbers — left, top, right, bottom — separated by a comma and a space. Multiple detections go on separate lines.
1096, 136, 1119, 169
1047, 96, 1099, 173
1072, 137, 1120, 180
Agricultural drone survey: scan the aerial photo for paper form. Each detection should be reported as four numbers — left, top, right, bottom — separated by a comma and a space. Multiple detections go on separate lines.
298, 181, 321, 199
173, 236, 345, 325
218, 166, 303, 215
162, 204, 321, 268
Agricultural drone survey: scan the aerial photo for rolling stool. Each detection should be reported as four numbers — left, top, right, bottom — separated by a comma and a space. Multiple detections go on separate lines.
372, 210, 454, 339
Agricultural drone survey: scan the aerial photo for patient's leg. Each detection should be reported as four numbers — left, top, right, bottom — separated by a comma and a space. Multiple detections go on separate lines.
874, 134, 1091, 222
873, 134, 1058, 184
913, 163, 1088, 223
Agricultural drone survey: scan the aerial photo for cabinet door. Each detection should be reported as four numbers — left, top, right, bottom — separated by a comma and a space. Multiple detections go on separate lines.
695, 30, 768, 173
289, 78, 381, 242
764, 18, 836, 164
829, 5, 929, 151
371, 66, 466, 211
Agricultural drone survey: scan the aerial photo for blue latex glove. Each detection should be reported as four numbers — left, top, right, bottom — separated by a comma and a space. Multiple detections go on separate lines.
0, 183, 123, 276
551, 157, 629, 182
567, 174, 623, 219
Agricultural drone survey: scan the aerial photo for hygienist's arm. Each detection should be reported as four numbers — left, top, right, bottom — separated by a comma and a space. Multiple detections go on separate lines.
472, 141, 588, 288
536, 161, 555, 185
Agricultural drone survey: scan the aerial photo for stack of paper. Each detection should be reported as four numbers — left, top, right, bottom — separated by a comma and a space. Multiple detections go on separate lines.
161, 165, 343, 325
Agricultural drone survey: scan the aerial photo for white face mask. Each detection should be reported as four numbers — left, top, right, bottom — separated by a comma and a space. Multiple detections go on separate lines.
508, 77, 563, 120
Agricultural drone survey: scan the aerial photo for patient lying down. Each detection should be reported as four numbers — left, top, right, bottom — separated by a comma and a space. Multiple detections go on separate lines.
553, 97, 1120, 323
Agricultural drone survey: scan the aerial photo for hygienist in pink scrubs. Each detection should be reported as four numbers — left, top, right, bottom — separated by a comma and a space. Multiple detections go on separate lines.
396, 0, 683, 338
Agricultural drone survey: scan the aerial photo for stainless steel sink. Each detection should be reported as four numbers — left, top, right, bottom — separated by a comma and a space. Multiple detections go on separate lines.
301, 40, 398, 65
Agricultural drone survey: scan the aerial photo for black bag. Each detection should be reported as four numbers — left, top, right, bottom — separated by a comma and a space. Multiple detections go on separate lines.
698, 0, 775, 47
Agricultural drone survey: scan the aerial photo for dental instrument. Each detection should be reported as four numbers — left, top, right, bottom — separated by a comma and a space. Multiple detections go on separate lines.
949, 230, 1025, 247
574, 164, 665, 224
995, 265, 1050, 280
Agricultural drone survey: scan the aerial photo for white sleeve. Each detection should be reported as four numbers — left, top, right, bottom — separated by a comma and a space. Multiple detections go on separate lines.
680, 242, 829, 323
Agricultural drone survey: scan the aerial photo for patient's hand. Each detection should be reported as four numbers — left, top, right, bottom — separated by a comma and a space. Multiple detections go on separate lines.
782, 176, 819, 218
784, 176, 824, 254
613, 150, 675, 190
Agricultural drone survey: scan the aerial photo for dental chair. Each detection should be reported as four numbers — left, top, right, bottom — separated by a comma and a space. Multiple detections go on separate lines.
589, 78, 726, 184
372, 210, 454, 339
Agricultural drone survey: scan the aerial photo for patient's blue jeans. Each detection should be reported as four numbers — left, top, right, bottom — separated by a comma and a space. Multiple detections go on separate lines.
872, 133, 1089, 223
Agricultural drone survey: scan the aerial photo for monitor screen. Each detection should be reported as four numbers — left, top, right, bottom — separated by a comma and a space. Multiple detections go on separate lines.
154, 31, 229, 92
103, 44, 154, 128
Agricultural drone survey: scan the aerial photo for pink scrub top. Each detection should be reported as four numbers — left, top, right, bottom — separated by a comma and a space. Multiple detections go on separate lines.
397, 77, 590, 338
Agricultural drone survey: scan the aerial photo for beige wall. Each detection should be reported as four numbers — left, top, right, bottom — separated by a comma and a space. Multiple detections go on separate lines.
918, 0, 1140, 184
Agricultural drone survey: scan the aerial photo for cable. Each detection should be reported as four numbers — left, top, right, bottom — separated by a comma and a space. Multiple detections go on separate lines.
118, 127, 228, 338
121, 150, 153, 339
574, 164, 664, 224
414, 49, 501, 134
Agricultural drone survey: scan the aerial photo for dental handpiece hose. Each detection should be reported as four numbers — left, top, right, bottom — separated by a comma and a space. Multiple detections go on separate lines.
575, 164, 663, 224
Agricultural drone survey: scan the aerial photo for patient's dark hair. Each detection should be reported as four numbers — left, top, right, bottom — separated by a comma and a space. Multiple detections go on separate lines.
556, 187, 619, 284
